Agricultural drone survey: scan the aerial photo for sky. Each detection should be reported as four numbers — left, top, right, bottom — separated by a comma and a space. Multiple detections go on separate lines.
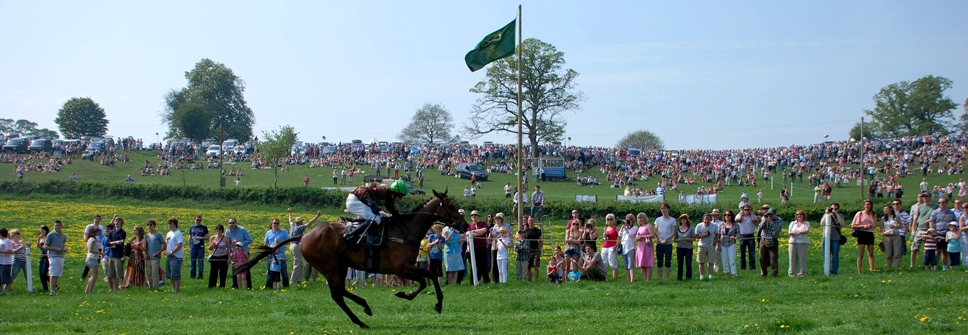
2, 1, 967, 150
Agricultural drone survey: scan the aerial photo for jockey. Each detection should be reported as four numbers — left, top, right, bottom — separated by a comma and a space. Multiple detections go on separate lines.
343, 180, 409, 242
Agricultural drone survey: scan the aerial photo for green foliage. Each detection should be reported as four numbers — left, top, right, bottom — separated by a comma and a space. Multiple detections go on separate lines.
54, 97, 108, 138
397, 103, 455, 144
848, 120, 875, 141
0, 118, 59, 138
259, 125, 299, 187
863, 75, 958, 138
163, 58, 255, 142
616, 129, 664, 150
466, 38, 584, 157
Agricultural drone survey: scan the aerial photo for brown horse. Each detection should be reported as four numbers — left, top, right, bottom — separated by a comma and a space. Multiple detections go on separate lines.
235, 189, 467, 329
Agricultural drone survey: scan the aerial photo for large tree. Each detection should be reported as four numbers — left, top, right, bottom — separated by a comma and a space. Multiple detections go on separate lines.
397, 103, 454, 144
465, 38, 583, 158
162, 58, 254, 142
54, 97, 109, 138
863, 75, 958, 138
259, 125, 298, 187
616, 130, 664, 150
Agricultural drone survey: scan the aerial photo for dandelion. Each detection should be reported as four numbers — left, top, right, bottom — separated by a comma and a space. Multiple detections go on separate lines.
920, 317, 929, 322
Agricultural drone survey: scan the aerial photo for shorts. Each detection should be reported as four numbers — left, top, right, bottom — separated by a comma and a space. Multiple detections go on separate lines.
911, 231, 926, 250
428, 258, 443, 278
564, 249, 579, 258
166, 257, 183, 280
49, 257, 64, 276
527, 250, 541, 268
0, 264, 11, 284
936, 240, 948, 252
106, 258, 125, 279
855, 231, 875, 245
696, 246, 715, 263
601, 246, 618, 269
86, 258, 99, 268
267, 270, 281, 283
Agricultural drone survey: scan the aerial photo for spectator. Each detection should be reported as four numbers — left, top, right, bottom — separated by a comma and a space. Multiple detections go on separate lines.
787, 210, 811, 277
531, 185, 545, 222
654, 203, 676, 281
563, 212, 583, 282
207, 224, 231, 288
758, 209, 782, 278
442, 222, 464, 285
514, 230, 529, 281
288, 209, 321, 285
718, 210, 739, 279
232, 242, 250, 289
494, 227, 510, 283
225, 218, 253, 289
164, 218, 185, 292
524, 216, 543, 282
144, 220, 165, 289
674, 214, 695, 281
467, 210, 490, 284
0, 228, 15, 295
43, 220, 68, 295
264, 218, 290, 288
37, 225, 50, 292
634, 213, 655, 282
881, 204, 903, 271
945, 222, 961, 267
188, 215, 209, 280
821, 204, 845, 275
426, 224, 444, 284
84, 228, 103, 294
619, 213, 639, 282
581, 244, 606, 281
927, 197, 956, 270
123, 226, 146, 288
106, 217, 127, 292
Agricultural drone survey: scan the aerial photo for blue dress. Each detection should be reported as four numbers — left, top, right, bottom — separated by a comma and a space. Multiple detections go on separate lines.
442, 227, 465, 272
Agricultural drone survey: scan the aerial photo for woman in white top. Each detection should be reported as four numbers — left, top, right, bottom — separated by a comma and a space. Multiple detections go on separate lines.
880, 204, 902, 271
494, 227, 510, 283
787, 210, 811, 277
85, 229, 104, 294
618, 213, 638, 282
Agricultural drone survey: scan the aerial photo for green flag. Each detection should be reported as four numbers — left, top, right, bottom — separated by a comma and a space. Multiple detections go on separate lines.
465, 19, 516, 72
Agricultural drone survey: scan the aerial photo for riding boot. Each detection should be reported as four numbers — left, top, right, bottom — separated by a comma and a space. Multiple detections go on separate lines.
343, 220, 372, 242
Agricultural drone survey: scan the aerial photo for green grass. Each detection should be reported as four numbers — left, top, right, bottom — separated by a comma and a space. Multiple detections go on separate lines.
2, 197, 968, 334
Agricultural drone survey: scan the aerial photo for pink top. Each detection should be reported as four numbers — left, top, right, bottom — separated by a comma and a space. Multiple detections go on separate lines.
851, 211, 875, 231
602, 226, 619, 248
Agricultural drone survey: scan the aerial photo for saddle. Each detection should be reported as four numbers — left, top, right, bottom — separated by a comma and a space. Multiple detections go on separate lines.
346, 217, 389, 271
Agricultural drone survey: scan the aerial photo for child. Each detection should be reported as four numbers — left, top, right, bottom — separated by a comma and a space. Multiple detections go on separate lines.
494, 227, 510, 283
923, 229, 938, 271
567, 258, 582, 282
232, 242, 249, 290
547, 246, 563, 284
268, 254, 282, 291
514, 230, 530, 281
946, 222, 961, 268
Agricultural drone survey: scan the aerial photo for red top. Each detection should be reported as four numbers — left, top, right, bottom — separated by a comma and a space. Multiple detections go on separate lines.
602, 226, 619, 248
471, 221, 489, 247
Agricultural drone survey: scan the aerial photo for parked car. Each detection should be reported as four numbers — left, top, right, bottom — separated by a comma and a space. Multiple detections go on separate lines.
206, 145, 222, 157
28, 139, 52, 152
455, 163, 488, 181
222, 139, 238, 151
1, 138, 28, 153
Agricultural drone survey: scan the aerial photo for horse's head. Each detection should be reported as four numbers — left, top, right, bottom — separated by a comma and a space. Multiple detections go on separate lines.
431, 188, 469, 233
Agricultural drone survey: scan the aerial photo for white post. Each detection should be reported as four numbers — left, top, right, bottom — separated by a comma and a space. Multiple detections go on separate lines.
466, 232, 478, 286
25, 244, 33, 292
823, 214, 831, 276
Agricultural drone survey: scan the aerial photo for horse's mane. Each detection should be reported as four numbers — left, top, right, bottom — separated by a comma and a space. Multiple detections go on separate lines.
409, 196, 438, 212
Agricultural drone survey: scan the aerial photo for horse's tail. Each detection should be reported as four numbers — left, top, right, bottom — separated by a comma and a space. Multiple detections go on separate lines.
233, 236, 302, 275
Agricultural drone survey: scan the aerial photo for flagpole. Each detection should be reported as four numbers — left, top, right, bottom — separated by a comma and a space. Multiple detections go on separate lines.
516, 4, 524, 232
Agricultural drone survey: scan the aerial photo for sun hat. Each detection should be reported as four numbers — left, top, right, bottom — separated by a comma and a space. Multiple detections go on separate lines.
495, 213, 505, 219
471, 210, 480, 216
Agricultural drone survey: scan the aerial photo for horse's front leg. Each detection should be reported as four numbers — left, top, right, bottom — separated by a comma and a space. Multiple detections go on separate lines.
394, 265, 428, 301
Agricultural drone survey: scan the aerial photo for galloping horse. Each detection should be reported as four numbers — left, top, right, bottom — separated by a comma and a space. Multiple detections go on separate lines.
235, 189, 467, 329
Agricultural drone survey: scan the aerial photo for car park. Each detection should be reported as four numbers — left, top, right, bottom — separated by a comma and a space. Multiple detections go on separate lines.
206, 145, 222, 157
222, 139, 238, 151
455, 163, 488, 181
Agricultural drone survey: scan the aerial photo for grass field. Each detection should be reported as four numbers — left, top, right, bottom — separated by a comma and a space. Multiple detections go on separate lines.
1, 197, 967, 334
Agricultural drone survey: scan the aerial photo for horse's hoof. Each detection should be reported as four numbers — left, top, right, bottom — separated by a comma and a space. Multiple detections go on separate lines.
358, 323, 370, 329
364, 308, 373, 316
434, 304, 442, 314
395, 291, 408, 299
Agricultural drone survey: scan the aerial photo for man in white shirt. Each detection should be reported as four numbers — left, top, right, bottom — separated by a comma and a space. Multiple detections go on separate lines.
695, 214, 716, 280
165, 218, 185, 292
653, 203, 677, 281
736, 204, 757, 271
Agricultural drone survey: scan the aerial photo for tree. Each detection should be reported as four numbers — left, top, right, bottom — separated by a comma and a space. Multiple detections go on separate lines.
956, 97, 968, 135
162, 58, 255, 142
0, 118, 59, 138
616, 130, 664, 150
863, 75, 958, 138
465, 38, 583, 158
848, 121, 875, 141
397, 103, 455, 144
259, 125, 298, 187
54, 97, 109, 138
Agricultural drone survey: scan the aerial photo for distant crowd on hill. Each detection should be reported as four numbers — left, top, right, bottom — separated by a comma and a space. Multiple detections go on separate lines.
3, 134, 967, 197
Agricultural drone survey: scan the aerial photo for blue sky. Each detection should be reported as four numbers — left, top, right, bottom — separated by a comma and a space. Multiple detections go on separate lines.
2, 1, 966, 150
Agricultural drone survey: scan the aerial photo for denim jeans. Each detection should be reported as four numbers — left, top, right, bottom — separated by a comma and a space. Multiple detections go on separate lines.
739, 235, 756, 270
530, 206, 543, 221
822, 239, 841, 275
676, 247, 693, 280
189, 247, 205, 278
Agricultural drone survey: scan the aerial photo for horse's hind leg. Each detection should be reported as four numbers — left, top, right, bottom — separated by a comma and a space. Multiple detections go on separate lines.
326, 272, 369, 329
337, 266, 373, 316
